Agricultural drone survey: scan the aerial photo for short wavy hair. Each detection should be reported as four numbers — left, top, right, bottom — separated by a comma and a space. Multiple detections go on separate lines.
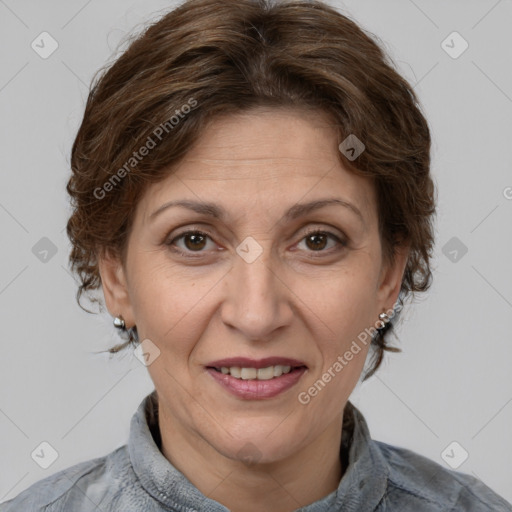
66, 0, 436, 379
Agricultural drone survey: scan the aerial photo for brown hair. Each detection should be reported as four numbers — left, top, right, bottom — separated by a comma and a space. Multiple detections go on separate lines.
66, 0, 436, 379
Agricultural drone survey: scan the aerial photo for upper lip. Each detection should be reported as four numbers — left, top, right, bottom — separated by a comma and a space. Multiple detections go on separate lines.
206, 357, 307, 369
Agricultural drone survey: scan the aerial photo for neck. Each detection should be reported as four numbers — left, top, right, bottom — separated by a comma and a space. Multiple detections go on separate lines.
157, 404, 344, 512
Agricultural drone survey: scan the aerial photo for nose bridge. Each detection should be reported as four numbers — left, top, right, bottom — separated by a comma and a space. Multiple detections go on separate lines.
221, 241, 291, 339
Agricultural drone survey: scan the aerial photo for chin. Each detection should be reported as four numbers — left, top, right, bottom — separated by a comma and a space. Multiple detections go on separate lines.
210, 422, 307, 466
227, 440, 295, 466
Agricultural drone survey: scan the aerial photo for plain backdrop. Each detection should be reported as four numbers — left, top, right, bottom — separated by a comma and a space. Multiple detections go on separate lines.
1, 0, 511, 505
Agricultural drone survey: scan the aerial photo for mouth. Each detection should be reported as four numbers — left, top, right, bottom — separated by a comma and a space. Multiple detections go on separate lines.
208, 364, 307, 380
205, 357, 308, 399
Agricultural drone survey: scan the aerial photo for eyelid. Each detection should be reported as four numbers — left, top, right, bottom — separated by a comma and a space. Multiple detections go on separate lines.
164, 223, 348, 255
165, 227, 217, 255
166, 221, 346, 241
295, 228, 347, 255
301, 225, 346, 241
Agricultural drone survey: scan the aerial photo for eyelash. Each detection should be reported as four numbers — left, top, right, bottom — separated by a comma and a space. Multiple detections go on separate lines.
165, 227, 347, 259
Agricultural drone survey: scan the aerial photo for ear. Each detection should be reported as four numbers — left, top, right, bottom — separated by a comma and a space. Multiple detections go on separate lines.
97, 248, 136, 328
375, 242, 410, 312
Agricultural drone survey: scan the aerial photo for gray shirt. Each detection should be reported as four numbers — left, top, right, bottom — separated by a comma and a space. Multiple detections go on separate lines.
1, 391, 510, 511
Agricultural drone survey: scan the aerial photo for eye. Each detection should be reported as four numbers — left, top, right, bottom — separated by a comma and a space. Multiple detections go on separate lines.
296, 229, 346, 255
166, 230, 217, 256
165, 227, 346, 258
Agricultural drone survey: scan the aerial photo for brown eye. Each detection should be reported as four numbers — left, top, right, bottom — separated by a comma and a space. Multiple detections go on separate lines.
305, 233, 329, 251
297, 229, 346, 254
182, 232, 207, 251
166, 230, 214, 255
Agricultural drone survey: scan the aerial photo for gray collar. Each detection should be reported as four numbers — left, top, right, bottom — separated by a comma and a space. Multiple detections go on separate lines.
128, 391, 389, 511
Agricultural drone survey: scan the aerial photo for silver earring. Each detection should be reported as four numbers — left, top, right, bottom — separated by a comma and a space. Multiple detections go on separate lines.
113, 315, 126, 330
377, 312, 390, 330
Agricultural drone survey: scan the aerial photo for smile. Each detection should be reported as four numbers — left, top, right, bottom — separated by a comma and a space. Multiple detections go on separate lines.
205, 357, 308, 399
213, 365, 295, 380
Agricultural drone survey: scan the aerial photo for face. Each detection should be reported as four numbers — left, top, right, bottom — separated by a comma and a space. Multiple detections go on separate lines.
100, 107, 407, 465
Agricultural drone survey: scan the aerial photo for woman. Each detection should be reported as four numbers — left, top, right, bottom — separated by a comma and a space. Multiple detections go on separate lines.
2, 0, 510, 510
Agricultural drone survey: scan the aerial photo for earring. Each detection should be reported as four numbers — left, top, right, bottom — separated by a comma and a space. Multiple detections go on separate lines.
377, 311, 390, 330
113, 315, 126, 330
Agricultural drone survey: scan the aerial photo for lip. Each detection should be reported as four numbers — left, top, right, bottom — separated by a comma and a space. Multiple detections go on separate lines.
206, 366, 307, 400
206, 357, 307, 369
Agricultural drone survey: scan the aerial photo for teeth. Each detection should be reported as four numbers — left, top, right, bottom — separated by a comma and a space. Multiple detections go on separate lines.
230, 366, 241, 378
217, 365, 296, 380
273, 365, 283, 377
241, 367, 257, 380
257, 367, 274, 380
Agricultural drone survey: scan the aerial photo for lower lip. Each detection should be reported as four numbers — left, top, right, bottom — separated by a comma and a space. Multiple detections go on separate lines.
206, 367, 307, 400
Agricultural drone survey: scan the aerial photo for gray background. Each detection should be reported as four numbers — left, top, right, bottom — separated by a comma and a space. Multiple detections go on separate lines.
1, 0, 511, 504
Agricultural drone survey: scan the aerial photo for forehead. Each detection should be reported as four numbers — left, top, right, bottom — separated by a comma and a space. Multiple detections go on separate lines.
137, 108, 376, 225
187, 107, 335, 162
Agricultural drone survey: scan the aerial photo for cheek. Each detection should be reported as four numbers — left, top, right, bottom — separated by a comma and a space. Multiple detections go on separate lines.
305, 265, 379, 395
129, 243, 380, 365
128, 258, 220, 355
297, 278, 375, 416
309, 264, 379, 335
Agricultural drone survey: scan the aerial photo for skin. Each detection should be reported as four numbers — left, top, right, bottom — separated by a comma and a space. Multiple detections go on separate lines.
99, 107, 409, 512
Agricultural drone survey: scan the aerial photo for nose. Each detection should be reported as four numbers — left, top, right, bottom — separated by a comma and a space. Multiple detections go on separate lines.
220, 246, 294, 342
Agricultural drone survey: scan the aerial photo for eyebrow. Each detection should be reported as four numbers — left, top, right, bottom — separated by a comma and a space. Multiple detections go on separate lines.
149, 198, 365, 225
